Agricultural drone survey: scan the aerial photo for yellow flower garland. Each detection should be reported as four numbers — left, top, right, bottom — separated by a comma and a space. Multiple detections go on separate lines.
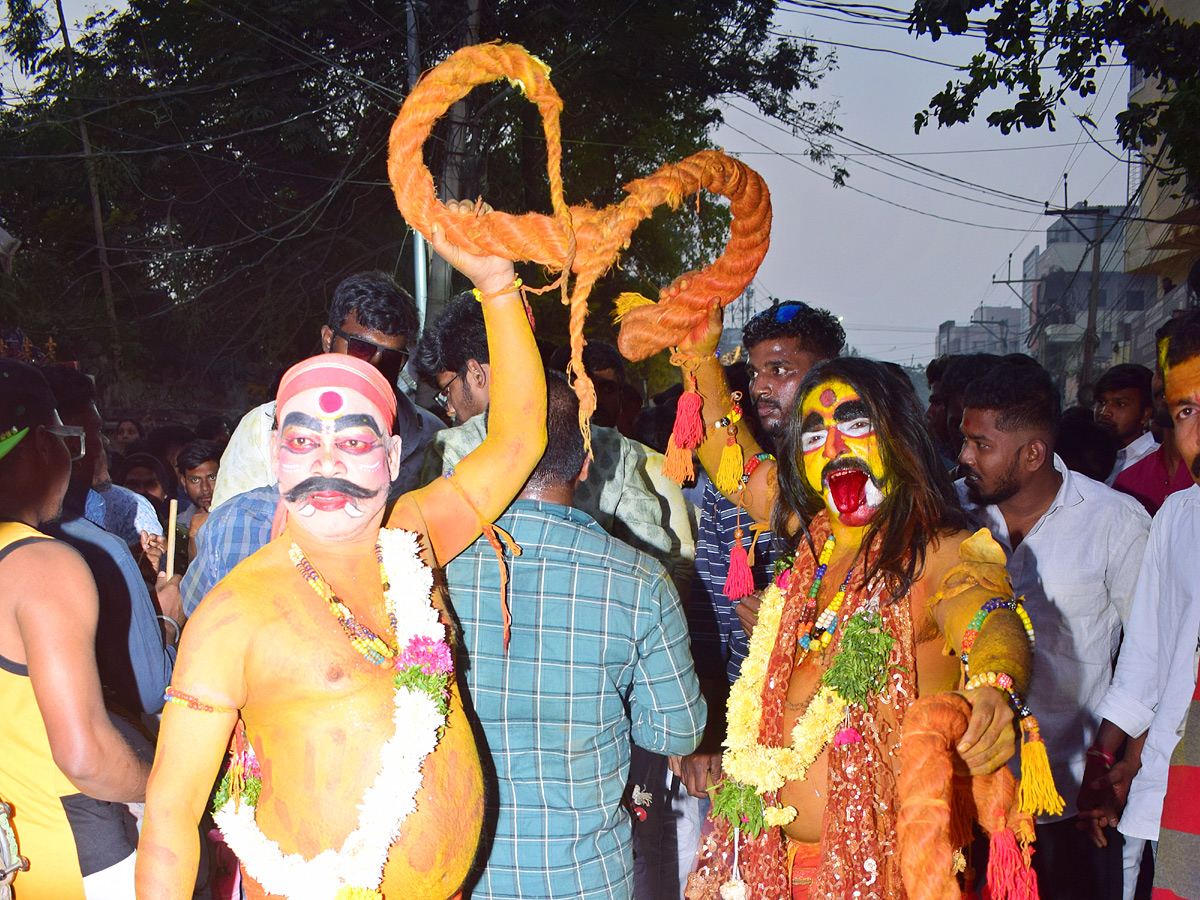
721, 580, 848, 825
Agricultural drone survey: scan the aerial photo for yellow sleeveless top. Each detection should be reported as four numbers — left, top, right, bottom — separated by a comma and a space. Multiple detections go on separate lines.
0, 521, 135, 899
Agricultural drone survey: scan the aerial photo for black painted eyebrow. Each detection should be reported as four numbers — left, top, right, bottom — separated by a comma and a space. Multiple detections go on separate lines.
332, 414, 382, 436
280, 411, 382, 435
800, 411, 826, 433
833, 400, 870, 423
281, 412, 322, 431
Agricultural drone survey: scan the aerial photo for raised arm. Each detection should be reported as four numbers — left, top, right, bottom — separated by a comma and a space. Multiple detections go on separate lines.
679, 304, 774, 522
136, 588, 246, 900
14, 542, 150, 802
394, 202, 546, 564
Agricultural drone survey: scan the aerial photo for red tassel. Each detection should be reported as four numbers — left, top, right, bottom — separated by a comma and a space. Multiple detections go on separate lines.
985, 828, 1025, 900
723, 529, 754, 599
672, 390, 704, 449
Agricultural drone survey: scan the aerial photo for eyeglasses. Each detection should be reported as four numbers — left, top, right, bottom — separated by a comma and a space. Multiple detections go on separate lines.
331, 325, 410, 373
435, 372, 461, 410
45, 424, 86, 462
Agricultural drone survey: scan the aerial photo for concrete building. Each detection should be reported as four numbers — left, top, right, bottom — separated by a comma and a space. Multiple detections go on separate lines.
1121, 0, 1200, 365
1023, 203, 1157, 400
937, 306, 1022, 356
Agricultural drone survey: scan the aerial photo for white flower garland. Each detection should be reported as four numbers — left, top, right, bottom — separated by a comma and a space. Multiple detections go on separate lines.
214, 527, 446, 900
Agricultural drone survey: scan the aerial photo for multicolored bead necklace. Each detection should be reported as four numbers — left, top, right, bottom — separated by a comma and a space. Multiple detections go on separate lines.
290, 542, 398, 666
795, 536, 856, 657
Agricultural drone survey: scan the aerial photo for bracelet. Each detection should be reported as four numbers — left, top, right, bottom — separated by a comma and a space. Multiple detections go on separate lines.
1086, 747, 1115, 769
960, 596, 1035, 666
741, 452, 774, 485
471, 276, 523, 303
964, 670, 1031, 720
714, 392, 744, 429
158, 614, 182, 644
163, 686, 231, 713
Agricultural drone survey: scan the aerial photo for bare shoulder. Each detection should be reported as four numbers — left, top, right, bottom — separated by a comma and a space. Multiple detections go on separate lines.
6, 540, 96, 614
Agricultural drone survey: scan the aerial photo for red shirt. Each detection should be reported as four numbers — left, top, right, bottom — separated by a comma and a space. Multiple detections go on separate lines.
1114, 445, 1195, 515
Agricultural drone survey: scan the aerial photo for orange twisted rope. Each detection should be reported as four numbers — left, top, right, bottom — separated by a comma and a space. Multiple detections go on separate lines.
898, 693, 1038, 900
387, 42, 772, 442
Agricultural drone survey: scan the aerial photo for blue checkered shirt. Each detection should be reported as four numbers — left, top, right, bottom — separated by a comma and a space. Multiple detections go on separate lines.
445, 500, 705, 900
181, 484, 278, 616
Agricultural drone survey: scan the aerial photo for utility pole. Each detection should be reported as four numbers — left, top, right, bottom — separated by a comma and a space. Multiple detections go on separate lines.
405, 0, 428, 334
1043, 203, 1110, 405
53, 0, 119, 367
1081, 210, 1105, 403
426, 0, 482, 330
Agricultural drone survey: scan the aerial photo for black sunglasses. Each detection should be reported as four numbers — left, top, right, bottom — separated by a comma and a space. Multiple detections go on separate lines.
331, 325, 410, 371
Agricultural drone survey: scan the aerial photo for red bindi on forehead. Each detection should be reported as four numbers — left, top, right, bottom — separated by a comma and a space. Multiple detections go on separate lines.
820, 387, 837, 407
318, 391, 343, 414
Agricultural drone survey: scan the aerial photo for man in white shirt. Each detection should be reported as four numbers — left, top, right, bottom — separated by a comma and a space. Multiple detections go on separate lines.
1079, 313, 1200, 900
957, 360, 1150, 900
1095, 363, 1158, 485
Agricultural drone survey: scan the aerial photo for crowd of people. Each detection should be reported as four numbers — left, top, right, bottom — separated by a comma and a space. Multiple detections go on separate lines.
2, 215, 1199, 900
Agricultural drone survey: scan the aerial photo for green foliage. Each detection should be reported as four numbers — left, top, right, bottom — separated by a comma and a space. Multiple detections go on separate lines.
710, 778, 768, 838
213, 765, 262, 813
393, 668, 450, 717
0, 0, 841, 387
821, 610, 895, 706
909, 0, 1200, 197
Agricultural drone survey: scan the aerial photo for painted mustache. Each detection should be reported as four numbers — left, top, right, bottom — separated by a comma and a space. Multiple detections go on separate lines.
283, 476, 380, 504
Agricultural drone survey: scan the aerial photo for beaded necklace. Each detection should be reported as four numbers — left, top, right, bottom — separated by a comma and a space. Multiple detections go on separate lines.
290, 541, 398, 666
795, 536, 855, 657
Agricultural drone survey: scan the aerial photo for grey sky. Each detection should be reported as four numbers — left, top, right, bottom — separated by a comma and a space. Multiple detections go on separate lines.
714, 4, 1130, 364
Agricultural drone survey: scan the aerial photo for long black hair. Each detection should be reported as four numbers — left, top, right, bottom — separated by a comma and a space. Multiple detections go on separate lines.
773, 357, 972, 601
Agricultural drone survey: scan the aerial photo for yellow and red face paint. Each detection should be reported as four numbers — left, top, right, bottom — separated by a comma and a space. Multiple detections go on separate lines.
797, 379, 887, 527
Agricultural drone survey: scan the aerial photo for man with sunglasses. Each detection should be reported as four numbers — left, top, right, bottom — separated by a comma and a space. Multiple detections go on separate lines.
0, 359, 151, 899
209, 270, 443, 509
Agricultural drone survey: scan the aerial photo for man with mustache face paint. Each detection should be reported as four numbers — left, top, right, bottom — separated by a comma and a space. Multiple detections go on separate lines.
137, 205, 547, 900
678, 304, 1036, 900
1080, 310, 1200, 900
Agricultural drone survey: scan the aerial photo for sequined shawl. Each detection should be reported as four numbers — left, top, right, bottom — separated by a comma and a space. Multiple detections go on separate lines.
687, 513, 919, 900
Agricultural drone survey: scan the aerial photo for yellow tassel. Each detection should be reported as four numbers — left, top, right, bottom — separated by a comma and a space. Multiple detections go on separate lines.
662, 435, 695, 484
715, 438, 744, 495
1018, 717, 1064, 817
612, 291, 657, 322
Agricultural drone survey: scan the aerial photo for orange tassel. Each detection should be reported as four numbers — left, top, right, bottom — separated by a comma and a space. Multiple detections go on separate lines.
672, 390, 704, 449
723, 529, 754, 599
662, 434, 695, 484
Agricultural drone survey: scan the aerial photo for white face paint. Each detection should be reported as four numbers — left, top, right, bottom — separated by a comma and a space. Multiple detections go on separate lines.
273, 386, 398, 541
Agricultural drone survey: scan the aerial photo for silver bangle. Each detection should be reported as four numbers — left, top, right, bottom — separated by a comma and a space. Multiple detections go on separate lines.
158, 614, 182, 644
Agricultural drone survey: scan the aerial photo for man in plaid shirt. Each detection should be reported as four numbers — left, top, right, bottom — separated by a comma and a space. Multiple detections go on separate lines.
446, 372, 705, 900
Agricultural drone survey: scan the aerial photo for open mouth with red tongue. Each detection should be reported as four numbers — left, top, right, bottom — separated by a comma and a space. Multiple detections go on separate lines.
827, 468, 868, 514
824, 464, 883, 525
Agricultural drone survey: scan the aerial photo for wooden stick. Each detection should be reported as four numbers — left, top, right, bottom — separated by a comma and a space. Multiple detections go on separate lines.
166, 498, 178, 579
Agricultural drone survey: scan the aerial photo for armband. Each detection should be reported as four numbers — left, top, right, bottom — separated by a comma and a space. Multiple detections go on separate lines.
164, 686, 233, 713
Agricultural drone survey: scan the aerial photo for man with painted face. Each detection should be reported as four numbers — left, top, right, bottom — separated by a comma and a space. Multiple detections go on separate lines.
675, 306, 1035, 900
136, 208, 547, 900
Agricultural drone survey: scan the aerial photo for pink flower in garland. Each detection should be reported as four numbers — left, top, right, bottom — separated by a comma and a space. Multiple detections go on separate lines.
397, 635, 453, 676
